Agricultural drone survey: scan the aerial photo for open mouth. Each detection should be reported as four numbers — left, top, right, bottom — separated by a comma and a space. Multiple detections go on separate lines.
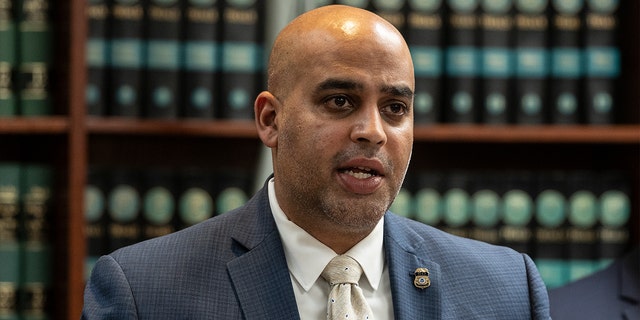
339, 166, 381, 179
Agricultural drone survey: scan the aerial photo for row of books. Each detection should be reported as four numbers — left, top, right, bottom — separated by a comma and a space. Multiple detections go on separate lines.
84, 165, 253, 280
391, 170, 633, 288
85, 0, 264, 119
0, 162, 53, 320
357, 0, 622, 125
0, 0, 52, 116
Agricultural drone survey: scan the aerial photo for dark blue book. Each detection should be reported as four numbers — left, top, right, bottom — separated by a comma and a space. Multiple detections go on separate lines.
86, 0, 109, 116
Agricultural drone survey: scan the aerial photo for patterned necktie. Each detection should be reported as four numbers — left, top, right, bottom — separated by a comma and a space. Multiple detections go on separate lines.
321, 255, 373, 320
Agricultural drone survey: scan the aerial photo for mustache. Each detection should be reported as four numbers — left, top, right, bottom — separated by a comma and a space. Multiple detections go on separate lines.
333, 146, 393, 171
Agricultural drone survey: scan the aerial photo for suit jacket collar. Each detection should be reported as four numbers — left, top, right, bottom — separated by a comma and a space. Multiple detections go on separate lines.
620, 248, 640, 319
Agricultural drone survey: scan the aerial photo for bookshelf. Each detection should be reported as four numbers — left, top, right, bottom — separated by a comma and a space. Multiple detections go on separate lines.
0, 0, 637, 319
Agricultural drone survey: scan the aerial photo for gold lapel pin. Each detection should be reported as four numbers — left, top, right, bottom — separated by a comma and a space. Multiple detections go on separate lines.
413, 268, 431, 289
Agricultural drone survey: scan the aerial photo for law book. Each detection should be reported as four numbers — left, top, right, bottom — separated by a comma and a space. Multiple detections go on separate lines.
141, 168, 176, 240
565, 171, 599, 282
84, 166, 108, 281
17, 0, 52, 116
86, 0, 109, 116
213, 169, 250, 216
0, 163, 21, 320
389, 177, 414, 220
19, 164, 53, 320
513, 0, 549, 124
596, 171, 631, 269
441, 171, 472, 238
181, 0, 220, 119
108, 0, 145, 117
533, 171, 569, 289
106, 168, 142, 252
176, 167, 214, 230
413, 172, 444, 229
583, 0, 620, 124
444, 0, 480, 123
499, 171, 534, 255
549, 0, 584, 124
478, 0, 514, 124
143, 0, 182, 119
405, 0, 444, 124
469, 172, 502, 245
219, 0, 264, 119
0, 0, 17, 116
370, 0, 406, 32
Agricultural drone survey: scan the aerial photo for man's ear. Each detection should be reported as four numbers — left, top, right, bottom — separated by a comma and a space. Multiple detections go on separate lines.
254, 91, 279, 148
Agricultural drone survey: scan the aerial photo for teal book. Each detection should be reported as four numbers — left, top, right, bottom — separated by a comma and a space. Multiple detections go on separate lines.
213, 169, 250, 216
84, 167, 108, 281
0, 0, 17, 116
106, 168, 142, 251
499, 171, 534, 255
182, 0, 220, 119
405, 0, 444, 124
533, 171, 569, 289
17, 0, 52, 116
470, 172, 502, 245
479, 0, 514, 124
0, 163, 21, 320
144, 0, 182, 118
108, 0, 145, 117
413, 172, 444, 229
441, 172, 472, 238
549, 0, 584, 124
19, 164, 53, 320
583, 0, 620, 124
596, 171, 631, 270
565, 171, 599, 282
389, 176, 414, 220
177, 167, 214, 230
444, 0, 480, 123
513, 0, 549, 124
219, 0, 264, 119
86, 0, 109, 116
141, 168, 176, 240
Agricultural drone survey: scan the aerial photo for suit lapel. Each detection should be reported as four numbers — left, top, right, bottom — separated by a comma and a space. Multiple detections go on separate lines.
226, 185, 300, 319
385, 214, 442, 320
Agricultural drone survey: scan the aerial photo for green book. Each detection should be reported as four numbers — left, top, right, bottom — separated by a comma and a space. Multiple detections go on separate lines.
0, 163, 21, 320
84, 166, 108, 281
413, 172, 444, 228
106, 168, 142, 251
177, 167, 214, 230
0, 0, 17, 116
470, 172, 502, 245
17, 0, 52, 116
565, 171, 599, 282
500, 171, 534, 255
141, 168, 176, 240
441, 172, 472, 238
19, 164, 53, 320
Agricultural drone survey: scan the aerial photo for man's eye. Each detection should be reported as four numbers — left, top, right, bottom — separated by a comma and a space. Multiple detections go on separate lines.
325, 96, 352, 110
382, 103, 407, 116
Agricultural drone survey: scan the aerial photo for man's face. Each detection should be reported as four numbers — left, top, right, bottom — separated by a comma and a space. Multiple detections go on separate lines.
272, 21, 414, 233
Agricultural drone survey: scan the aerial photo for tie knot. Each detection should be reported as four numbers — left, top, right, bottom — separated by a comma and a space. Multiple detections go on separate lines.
321, 255, 363, 285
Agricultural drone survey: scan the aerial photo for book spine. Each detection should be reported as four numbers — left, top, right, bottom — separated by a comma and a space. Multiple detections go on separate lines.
413, 172, 444, 228
108, 0, 145, 117
86, 0, 110, 116
441, 172, 471, 238
17, 0, 52, 116
513, 0, 549, 124
219, 0, 263, 119
371, 0, 406, 31
213, 169, 250, 215
405, 1, 444, 124
177, 167, 214, 229
596, 171, 631, 269
565, 171, 599, 282
84, 167, 108, 281
478, 0, 514, 124
106, 168, 141, 252
469, 172, 502, 245
0, 162, 21, 320
444, 0, 480, 123
533, 171, 569, 289
144, 0, 182, 119
499, 171, 534, 254
389, 179, 414, 220
182, 0, 220, 119
583, 0, 619, 124
141, 168, 176, 240
19, 164, 53, 320
0, 0, 17, 116
549, 0, 584, 124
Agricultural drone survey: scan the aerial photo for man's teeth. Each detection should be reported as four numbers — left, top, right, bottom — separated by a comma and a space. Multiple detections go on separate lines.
345, 167, 375, 179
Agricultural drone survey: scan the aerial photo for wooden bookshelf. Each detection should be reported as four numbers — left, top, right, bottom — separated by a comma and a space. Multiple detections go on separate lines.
0, 0, 636, 319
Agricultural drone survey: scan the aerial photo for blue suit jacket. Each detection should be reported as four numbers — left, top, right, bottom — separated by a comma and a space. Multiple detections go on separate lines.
82, 183, 550, 319
549, 248, 639, 320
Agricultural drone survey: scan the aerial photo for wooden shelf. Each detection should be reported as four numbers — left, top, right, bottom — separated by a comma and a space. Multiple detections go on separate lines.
86, 117, 259, 138
0, 117, 70, 134
413, 125, 640, 144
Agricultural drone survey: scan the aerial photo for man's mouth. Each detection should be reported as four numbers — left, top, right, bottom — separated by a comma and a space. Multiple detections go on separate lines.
340, 166, 381, 179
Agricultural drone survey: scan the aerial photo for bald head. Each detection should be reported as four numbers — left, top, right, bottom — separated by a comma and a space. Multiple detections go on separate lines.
267, 5, 413, 100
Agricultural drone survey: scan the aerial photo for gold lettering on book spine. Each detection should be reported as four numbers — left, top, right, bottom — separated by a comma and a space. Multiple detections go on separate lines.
188, 7, 219, 23
225, 8, 256, 25
408, 12, 442, 29
113, 4, 143, 20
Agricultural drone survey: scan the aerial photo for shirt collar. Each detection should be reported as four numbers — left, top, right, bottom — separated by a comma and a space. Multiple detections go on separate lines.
268, 178, 385, 292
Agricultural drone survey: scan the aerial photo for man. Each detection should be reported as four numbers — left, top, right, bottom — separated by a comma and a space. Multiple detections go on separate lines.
83, 5, 550, 319
549, 247, 639, 319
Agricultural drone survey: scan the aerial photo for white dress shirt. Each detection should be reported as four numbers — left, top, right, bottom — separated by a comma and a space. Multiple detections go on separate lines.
268, 178, 394, 319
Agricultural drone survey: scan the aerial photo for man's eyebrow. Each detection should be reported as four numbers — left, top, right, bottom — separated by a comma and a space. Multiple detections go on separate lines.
381, 85, 414, 99
316, 78, 363, 92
